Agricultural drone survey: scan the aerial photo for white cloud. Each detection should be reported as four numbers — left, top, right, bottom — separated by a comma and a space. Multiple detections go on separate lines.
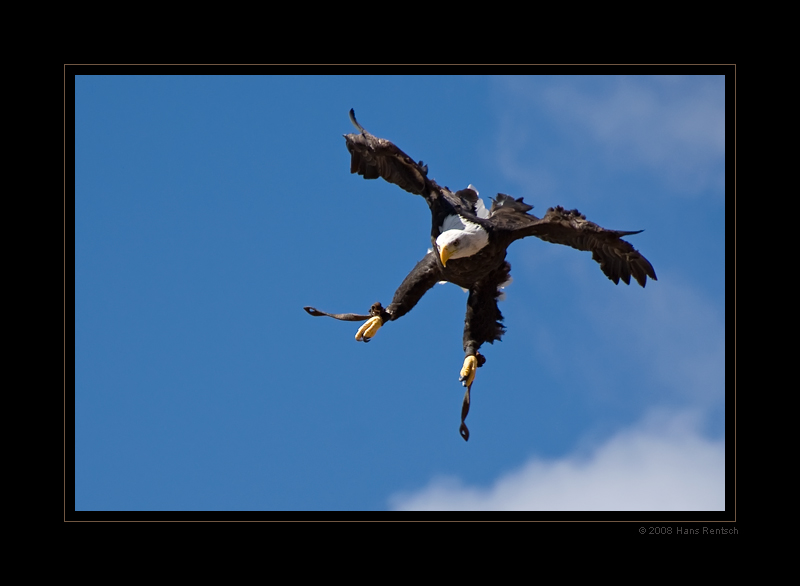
492, 76, 725, 196
547, 78, 723, 159
389, 409, 724, 511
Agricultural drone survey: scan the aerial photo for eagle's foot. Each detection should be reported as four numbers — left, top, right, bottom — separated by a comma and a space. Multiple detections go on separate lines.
355, 315, 383, 342
459, 355, 477, 388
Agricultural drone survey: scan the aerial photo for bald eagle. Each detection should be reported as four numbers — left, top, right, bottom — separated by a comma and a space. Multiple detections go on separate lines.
305, 110, 657, 441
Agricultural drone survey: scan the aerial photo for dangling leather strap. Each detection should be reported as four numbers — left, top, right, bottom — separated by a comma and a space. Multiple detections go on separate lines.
303, 306, 372, 322
459, 387, 471, 441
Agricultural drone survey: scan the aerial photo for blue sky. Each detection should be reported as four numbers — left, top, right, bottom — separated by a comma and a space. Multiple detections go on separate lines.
74, 74, 727, 512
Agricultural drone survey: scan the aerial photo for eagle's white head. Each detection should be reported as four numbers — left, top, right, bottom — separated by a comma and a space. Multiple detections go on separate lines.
436, 185, 490, 266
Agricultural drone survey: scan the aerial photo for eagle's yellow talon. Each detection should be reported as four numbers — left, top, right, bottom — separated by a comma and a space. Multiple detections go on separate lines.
459, 355, 477, 388
355, 315, 383, 342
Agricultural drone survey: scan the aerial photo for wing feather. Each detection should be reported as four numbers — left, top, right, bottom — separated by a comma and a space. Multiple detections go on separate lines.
344, 109, 431, 197
494, 200, 657, 288
343, 110, 486, 227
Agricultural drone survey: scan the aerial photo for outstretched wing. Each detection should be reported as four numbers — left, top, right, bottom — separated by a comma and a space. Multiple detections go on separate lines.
344, 109, 432, 197
491, 195, 657, 287
343, 110, 485, 231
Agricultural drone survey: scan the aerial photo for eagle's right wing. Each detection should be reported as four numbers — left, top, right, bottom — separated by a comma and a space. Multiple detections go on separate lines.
344, 109, 433, 198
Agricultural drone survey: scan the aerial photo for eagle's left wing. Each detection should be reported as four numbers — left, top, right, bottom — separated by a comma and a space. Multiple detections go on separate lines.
490, 195, 657, 287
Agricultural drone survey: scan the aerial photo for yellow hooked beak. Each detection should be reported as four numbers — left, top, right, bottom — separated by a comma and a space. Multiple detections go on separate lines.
440, 243, 455, 267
